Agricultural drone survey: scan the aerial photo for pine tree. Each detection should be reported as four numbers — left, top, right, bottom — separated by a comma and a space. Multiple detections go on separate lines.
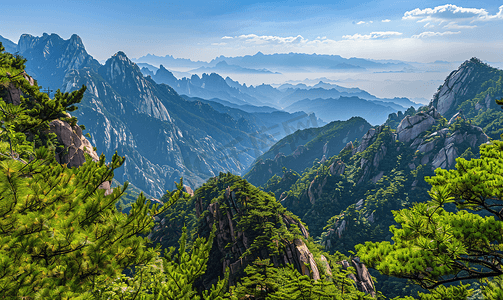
0, 42, 226, 299
356, 99, 503, 298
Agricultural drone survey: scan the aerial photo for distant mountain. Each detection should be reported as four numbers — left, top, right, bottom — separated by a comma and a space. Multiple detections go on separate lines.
191, 60, 279, 74
182, 95, 324, 140
209, 52, 408, 70
133, 53, 208, 68
279, 87, 375, 107
0, 35, 16, 53
329, 63, 365, 70
145, 65, 269, 107
284, 97, 398, 125
15, 33, 277, 197
244, 117, 372, 187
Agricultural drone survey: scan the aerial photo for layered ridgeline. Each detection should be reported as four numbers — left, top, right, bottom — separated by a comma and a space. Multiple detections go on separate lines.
139, 61, 420, 125
10, 33, 321, 197
242, 58, 500, 297
250, 57, 501, 246
0, 42, 203, 298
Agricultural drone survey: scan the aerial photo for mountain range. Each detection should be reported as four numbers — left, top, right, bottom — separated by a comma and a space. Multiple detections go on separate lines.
141, 62, 420, 125
2, 31, 503, 298
135, 51, 410, 71
7, 34, 294, 196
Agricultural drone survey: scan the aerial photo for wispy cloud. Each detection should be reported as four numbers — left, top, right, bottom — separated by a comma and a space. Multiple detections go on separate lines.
412, 31, 461, 39
382, 19, 391, 23
443, 22, 477, 29
221, 36, 233, 40
403, 4, 503, 24
357, 21, 366, 25
233, 34, 307, 45
342, 31, 403, 40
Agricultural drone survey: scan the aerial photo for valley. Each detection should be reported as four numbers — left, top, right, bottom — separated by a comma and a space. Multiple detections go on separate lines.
1, 28, 503, 299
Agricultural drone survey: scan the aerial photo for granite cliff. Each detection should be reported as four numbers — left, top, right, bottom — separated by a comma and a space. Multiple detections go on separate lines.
148, 173, 376, 296
12, 34, 277, 197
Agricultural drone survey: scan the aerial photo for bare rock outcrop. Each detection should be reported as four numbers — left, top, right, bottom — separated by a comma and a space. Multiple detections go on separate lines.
329, 160, 345, 176
0, 71, 35, 105
354, 125, 385, 154
429, 57, 502, 119
197, 183, 326, 288
50, 118, 100, 167
341, 258, 376, 297
396, 107, 441, 143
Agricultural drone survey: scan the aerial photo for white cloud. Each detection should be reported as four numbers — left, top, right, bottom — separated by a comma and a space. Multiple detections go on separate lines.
357, 21, 366, 25
221, 36, 234, 40
234, 34, 307, 45
342, 31, 403, 40
412, 31, 461, 38
403, 4, 503, 23
382, 19, 391, 22
443, 22, 477, 29
423, 22, 435, 28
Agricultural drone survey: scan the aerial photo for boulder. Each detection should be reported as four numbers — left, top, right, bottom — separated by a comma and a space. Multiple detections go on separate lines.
396, 108, 440, 143
329, 160, 345, 176
50, 119, 100, 168
340, 258, 376, 297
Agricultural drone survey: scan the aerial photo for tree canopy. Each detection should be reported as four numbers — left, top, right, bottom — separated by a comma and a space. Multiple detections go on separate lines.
356, 100, 503, 298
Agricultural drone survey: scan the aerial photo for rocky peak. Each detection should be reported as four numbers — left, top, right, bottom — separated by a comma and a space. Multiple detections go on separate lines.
100, 51, 172, 122
430, 57, 497, 119
102, 51, 140, 83
200, 73, 234, 91
17, 34, 41, 54
154, 64, 177, 86
17, 33, 99, 89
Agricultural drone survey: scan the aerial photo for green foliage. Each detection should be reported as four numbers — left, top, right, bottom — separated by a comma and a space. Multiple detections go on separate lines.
0, 45, 229, 299
356, 137, 503, 297
233, 258, 374, 300
94, 226, 232, 300
0, 110, 177, 297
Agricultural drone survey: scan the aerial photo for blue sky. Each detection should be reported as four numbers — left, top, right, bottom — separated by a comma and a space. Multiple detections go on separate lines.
1, 1, 502, 62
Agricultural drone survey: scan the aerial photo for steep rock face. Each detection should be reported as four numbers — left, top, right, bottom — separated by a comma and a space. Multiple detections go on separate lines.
150, 173, 375, 296
396, 107, 442, 143
320, 116, 488, 248
18, 33, 275, 196
50, 118, 99, 167
341, 258, 376, 298
150, 174, 326, 288
0, 71, 35, 105
18, 33, 100, 90
430, 58, 503, 119
275, 107, 489, 246
99, 52, 172, 122
66, 63, 270, 195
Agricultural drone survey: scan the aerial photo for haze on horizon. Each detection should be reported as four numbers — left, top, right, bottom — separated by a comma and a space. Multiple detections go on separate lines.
1, 0, 502, 64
